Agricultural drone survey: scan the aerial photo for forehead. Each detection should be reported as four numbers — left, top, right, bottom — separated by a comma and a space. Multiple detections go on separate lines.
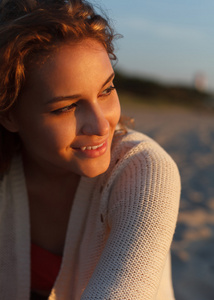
17, 39, 114, 110
23, 39, 113, 93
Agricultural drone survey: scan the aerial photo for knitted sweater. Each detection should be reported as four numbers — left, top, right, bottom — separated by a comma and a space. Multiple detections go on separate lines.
0, 129, 180, 300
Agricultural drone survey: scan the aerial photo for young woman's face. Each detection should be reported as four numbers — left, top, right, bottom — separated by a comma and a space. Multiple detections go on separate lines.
13, 39, 121, 177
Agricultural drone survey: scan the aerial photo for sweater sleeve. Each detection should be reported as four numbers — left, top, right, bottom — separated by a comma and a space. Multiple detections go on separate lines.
81, 140, 180, 299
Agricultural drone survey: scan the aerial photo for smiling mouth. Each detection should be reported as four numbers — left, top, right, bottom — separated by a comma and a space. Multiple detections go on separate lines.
73, 140, 108, 158
80, 142, 104, 151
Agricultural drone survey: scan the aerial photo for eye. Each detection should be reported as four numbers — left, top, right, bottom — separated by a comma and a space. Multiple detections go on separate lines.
51, 103, 77, 115
99, 85, 116, 97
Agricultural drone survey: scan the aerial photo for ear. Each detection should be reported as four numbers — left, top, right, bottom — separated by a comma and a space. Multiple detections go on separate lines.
0, 111, 19, 133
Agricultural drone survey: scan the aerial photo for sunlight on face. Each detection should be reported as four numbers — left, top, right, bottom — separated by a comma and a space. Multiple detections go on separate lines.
13, 39, 121, 177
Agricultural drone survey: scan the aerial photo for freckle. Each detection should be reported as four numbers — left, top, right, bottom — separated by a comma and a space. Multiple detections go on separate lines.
100, 214, 104, 223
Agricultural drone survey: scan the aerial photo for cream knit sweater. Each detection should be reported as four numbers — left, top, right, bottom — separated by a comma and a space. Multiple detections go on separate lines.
0, 130, 180, 300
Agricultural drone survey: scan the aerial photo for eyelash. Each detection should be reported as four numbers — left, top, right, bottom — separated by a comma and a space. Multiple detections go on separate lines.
99, 85, 116, 97
52, 103, 77, 115
51, 85, 115, 115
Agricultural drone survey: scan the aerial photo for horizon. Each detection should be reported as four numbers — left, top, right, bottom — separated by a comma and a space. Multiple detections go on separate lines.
98, 0, 214, 92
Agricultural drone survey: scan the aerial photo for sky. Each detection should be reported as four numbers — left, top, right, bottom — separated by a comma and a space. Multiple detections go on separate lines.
96, 0, 214, 91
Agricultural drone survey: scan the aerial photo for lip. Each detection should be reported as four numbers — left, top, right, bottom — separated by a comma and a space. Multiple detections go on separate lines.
73, 139, 108, 158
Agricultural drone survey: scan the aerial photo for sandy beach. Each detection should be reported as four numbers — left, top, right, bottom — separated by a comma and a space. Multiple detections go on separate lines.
120, 97, 214, 300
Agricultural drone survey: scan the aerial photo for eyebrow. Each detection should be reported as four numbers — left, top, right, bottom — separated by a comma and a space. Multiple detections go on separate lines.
46, 72, 115, 104
101, 72, 115, 88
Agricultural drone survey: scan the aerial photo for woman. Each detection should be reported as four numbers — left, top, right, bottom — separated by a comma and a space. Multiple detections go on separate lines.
0, 0, 180, 299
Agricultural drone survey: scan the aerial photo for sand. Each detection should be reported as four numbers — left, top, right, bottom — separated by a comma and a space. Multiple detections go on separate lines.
121, 99, 214, 300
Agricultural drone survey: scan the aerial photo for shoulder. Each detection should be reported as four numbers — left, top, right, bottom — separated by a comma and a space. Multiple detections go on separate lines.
102, 129, 181, 215
110, 129, 179, 175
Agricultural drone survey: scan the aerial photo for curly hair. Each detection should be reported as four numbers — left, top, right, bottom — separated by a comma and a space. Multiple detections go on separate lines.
0, 0, 119, 173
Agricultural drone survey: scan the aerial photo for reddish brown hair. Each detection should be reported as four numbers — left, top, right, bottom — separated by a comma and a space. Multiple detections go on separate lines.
0, 0, 119, 173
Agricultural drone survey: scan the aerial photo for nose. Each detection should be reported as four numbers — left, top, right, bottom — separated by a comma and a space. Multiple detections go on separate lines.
81, 103, 109, 136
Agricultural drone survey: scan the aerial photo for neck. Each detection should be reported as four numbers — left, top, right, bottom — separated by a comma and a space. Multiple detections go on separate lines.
21, 150, 80, 209
21, 150, 80, 185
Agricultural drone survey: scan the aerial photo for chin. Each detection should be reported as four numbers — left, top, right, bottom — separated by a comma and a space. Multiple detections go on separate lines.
80, 161, 110, 178
82, 167, 108, 178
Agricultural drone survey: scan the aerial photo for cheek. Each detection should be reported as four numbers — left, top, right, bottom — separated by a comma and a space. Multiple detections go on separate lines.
19, 117, 76, 150
40, 119, 77, 148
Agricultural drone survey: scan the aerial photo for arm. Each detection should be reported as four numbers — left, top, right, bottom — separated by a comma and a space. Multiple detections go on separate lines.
82, 141, 180, 299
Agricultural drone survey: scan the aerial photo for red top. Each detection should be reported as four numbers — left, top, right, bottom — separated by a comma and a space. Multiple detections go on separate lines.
31, 243, 62, 292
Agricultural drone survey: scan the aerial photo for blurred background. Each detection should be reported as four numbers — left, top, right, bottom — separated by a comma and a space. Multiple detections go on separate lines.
96, 1, 214, 299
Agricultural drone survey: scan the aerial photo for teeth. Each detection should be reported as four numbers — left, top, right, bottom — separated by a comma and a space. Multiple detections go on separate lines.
80, 142, 104, 151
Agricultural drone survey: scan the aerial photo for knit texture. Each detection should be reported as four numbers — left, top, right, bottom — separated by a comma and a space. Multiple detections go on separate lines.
0, 130, 180, 299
